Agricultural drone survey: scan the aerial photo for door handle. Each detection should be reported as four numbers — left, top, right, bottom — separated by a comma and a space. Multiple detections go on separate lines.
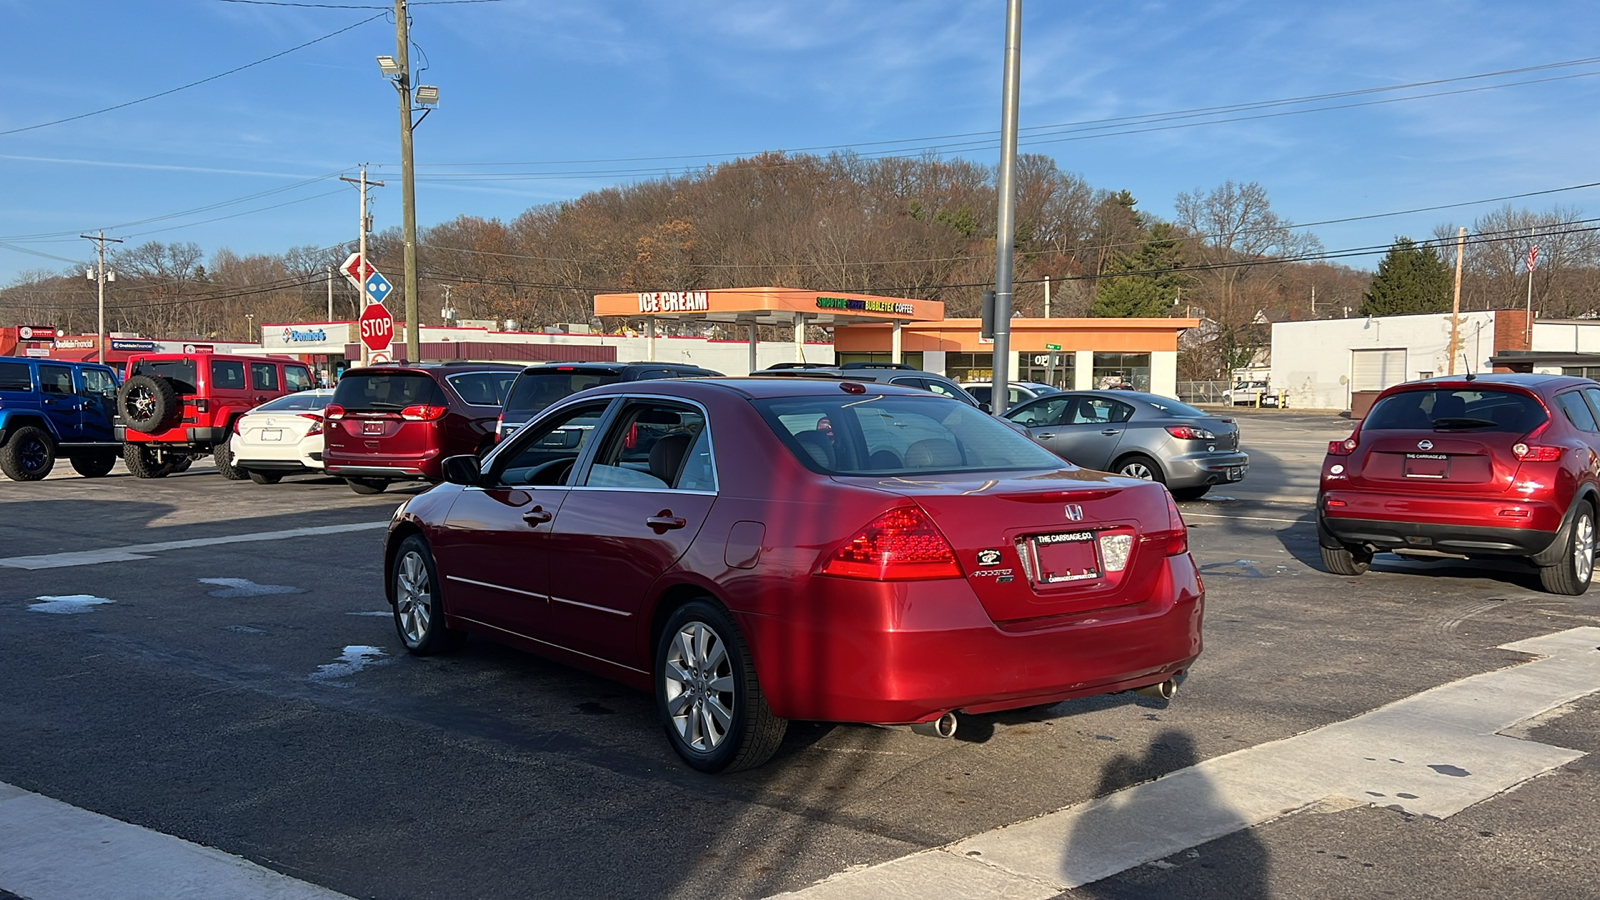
522, 506, 553, 525
1101, 429, 1121, 436
1037, 432, 1056, 439
647, 511, 687, 533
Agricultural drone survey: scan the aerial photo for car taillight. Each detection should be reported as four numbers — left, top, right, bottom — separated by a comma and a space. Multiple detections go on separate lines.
1160, 490, 1189, 556
300, 413, 323, 436
1513, 442, 1562, 462
493, 414, 504, 442
192, 398, 209, 413
400, 404, 448, 421
820, 506, 963, 581
1327, 437, 1358, 456
232, 417, 243, 435
325, 404, 345, 420
1165, 425, 1216, 441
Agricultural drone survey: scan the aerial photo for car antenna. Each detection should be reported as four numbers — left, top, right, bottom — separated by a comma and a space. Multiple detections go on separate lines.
1461, 353, 1476, 381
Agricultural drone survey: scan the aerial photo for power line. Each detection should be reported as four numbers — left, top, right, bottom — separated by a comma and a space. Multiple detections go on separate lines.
0, 14, 386, 137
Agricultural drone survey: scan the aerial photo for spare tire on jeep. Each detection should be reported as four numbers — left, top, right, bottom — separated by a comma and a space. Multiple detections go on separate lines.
118, 374, 180, 434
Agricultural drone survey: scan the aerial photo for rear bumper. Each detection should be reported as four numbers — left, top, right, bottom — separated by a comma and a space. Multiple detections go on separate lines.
1165, 451, 1250, 490
324, 447, 443, 481
117, 425, 225, 447
1321, 508, 1561, 557
235, 436, 323, 471
738, 553, 1204, 724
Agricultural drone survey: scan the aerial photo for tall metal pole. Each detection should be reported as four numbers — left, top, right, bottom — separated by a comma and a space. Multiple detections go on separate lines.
1524, 227, 1535, 347
1449, 227, 1465, 374
394, 0, 420, 364
359, 166, 371, 365
327, 267, 334, 321
989, 0, 1022, 416
81, 230, 122, 364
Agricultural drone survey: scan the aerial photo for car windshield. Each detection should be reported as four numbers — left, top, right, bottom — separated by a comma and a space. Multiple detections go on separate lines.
251, 391, 333, 412
446, 371, 517, 407
1364, 388, 1548, 433
505, 370, 622, 414
1143, 397, 1208, 418
132, 359, 197, 394
332, 373, 445, 410
755, 393, 1064, 475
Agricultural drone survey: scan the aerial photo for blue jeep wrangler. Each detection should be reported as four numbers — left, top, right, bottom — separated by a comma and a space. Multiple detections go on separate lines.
0, 357, 123, 481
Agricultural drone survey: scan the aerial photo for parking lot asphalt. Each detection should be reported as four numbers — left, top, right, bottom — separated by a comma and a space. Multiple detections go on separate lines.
2, 412, 1598, 900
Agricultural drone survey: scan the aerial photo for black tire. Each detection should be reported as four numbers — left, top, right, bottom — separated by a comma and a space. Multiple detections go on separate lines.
214, 430, 248, 480
1537, 504, 1595, 596
0, 426, 56, 481
1114, 453, 1165, 484
117, 374, 179, 434
1170, 485, 1211, 501
247, 469, 284, 485
391, 534, 467, 655
69, 451, 118, 478
347, 477, 389, 495
122, 442, 180, 479
655, 599, 787, 773
1316, 515, 1372, 576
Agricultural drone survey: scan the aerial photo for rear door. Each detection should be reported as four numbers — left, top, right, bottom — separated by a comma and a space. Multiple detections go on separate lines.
37, 364, 83, 440
1024, 394, 1131, 471
208, 357, 252, 429
78, 367, 119, 441
545, 399, 718, 665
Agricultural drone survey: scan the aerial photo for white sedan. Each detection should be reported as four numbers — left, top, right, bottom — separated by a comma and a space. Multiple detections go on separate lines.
230, 389, 335, 484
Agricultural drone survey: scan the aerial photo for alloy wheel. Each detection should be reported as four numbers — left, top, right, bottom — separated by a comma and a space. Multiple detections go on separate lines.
1120, 461, 1155, 480
395, 550, 432, 643
1575, 512, 1595, 586
128, 385, 155, 421
663, 621, 736, 753
19, 438, 48, 474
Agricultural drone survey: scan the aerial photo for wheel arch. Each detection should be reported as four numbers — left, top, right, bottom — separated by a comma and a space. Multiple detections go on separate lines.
646, 580, 732, 670
383, 522, 427, 607
1111, 450, 1165, 480
0, 414, 56, 447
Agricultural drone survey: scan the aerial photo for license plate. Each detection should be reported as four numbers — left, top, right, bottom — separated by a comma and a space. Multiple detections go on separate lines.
1404, 453, 1448, 478
1030, 531, 1100, 584
261, 428, 284, 442
362, 421, 384, 435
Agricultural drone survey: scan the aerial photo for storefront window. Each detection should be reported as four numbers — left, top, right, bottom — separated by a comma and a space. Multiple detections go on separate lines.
1020, 351, 1074, 389
944, 352, 992, 383
836, 351, 923, 370
1092, 352, 1151, 391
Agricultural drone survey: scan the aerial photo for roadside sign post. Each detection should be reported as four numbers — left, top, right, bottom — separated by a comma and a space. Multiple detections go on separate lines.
1045, 343, 1062, 387
360, 303, 394, 365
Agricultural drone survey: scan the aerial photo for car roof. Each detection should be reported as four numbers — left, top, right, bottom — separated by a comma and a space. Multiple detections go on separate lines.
559, 375, 955, 402
517, 361, 707, 374
131, 352, 295, 364
760, 366, 952, 382
344, 362, 525, 376
1387, 373, 1593, 393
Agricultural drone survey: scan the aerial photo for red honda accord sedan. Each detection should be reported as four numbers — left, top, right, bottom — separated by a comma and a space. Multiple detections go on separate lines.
383, 377, 1204, 772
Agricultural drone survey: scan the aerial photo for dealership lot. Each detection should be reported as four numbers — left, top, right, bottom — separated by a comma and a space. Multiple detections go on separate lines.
2, 409, 1599, 899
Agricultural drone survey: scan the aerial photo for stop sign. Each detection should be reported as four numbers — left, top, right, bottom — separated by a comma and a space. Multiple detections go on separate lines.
359, 303, 394, 351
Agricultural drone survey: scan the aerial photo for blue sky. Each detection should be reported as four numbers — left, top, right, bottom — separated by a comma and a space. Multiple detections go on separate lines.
3, 0, 1599, 285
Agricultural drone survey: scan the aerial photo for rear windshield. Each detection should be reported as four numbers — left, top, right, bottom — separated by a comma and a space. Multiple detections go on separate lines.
332, 373, 445, 410
1143, 396, 1207, 418
754, 394, 1063, 475
253, 391, 333, 412
505, 370, 622, 414
132, 359, 197, 394
1364, 388, 1548, 433
446, 371, 517, 407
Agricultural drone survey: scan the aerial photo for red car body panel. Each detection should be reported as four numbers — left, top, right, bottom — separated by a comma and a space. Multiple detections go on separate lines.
384, 378, 1204, 727
120, 352, 312, 448
324, 364, 521, 482
1320, 375, 1600, 557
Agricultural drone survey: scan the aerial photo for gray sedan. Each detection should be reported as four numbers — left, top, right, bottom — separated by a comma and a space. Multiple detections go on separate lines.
1002, 390, 1248, 500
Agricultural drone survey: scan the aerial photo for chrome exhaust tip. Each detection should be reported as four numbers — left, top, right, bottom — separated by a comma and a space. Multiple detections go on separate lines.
1134, 678, 1179, 700
910, 711, 959, 739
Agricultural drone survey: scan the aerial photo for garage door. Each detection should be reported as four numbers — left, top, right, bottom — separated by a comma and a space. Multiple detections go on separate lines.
1351, 348, 1407, 392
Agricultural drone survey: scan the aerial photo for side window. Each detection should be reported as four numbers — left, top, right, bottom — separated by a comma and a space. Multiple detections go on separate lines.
285, 366, 312, 393
494, 402, 610, 487
81, 368, 117, 400
585, 402, 708, 490
1010, 398, 1068, 427
924, 380, 964, 401
889, 376, 928, 391
1557, 391, 1600, 433
39, 365, 73, 395
1581, 388, 1600, 429
0, 361, 31, 392
1107, 400, 1135, 424
251, 363, 280, 392
211, 359, 246, 391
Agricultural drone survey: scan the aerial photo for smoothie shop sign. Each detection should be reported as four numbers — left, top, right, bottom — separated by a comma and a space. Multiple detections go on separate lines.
816, 296, 915, 315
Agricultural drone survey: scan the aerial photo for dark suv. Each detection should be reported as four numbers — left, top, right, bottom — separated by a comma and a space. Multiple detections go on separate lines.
759, 362, 986, 409
0, 357, 121, 481
1319, 374, 1600, 594
495, 361, 721, 441
117, 353, 315, 479
323, 362, 524, 493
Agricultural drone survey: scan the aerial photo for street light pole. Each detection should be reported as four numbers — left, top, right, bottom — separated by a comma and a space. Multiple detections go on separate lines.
393, 0, 420, 364
989, 0, 1022, 416
81, 231, 122, 364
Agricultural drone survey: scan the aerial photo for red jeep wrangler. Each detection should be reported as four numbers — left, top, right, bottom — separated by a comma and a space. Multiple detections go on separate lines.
116, 353, 314, 478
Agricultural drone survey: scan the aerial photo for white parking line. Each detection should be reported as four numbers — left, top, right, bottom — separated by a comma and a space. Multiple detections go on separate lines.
0, 782, 355, 900
0, 522, 389, 570
771, 627, 1600, 899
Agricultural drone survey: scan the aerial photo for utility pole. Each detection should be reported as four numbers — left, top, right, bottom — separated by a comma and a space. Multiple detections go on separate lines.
327, 266, 335, 321
393, 0, 420, 364
340, 166, 384, 363
1449, 227, 1465, 375
988, 0, 1022, 416
1524, 227, 1537, 348
81, 231, 123, 364
1043, 275, 1051, 318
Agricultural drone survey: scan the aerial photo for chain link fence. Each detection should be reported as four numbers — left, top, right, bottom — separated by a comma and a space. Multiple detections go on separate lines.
1177, 381, 1229, 405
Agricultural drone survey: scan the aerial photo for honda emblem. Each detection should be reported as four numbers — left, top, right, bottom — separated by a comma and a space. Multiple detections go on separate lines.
1064, 504, 1084, 521
1417, 439, 1434, 451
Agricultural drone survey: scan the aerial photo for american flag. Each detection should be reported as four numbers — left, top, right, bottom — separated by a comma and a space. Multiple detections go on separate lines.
1527, 245, 1539, 273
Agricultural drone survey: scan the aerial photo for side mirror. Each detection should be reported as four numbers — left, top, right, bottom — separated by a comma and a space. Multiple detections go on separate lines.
980, 402, 993, 414
441, 454, 483, 486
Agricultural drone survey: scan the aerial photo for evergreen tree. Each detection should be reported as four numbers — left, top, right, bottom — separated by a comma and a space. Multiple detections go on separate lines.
1360, 237, 1452, 315
1091, 223, 1189, 318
